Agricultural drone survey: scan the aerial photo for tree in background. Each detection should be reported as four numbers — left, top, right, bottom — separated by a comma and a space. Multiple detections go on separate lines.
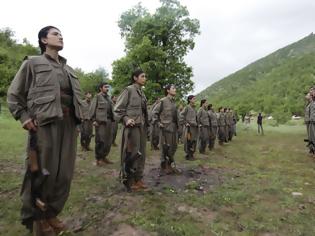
76, 67, 109, 94
0, 28, 109, 98
0, 28, 38, 96
112, 0, 200, 103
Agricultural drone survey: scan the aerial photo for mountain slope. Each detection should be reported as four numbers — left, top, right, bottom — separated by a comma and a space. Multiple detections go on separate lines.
197, 33, 315, 122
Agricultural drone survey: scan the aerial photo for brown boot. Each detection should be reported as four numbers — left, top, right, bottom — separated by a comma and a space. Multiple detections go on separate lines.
130, 182, 142, 192
136, 180, 148, 189
96, 159, 105, 166
47, 217, 67, 234
33, 220, 55, 236
169, 163, 181, 175
165, 163, 174, 175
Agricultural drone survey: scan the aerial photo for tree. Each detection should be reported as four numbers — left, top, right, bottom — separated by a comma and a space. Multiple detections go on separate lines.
112, 0, 200, 103
0, 28, 38, 96
76, 67, 109, 95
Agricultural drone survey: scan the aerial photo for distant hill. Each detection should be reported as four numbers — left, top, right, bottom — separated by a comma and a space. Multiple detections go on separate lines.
197, 33, 315, 123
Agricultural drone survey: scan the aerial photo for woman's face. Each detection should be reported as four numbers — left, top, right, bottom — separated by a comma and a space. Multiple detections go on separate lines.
190, 97, 196, 105
134, 73, 146, 86
41, 28, 64, 51
168, 85, 176, 96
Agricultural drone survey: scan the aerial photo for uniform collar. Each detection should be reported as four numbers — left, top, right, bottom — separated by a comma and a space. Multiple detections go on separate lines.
167, 95, 175, 102
133, 83, 142, 90
44, 53, 67, 64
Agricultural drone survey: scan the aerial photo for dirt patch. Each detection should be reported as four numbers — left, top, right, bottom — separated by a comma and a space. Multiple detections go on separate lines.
110, 223, 152, 236
177, 204, 217, 223
144, 163, 224, 193
0, 160, 24, 174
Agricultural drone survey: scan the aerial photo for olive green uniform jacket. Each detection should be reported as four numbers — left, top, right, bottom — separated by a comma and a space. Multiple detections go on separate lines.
114, 83, 148, 182
152, 96, 178, 163
7, 54, 86, 229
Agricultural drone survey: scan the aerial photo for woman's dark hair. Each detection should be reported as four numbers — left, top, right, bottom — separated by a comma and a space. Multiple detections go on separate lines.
130, 69, 144, 84
187, 95, 195, 104
38, 26, 60, 54
164, 84, 175, 96
98, 82, 108, 91
200, 99, 207, 107
218, 106, 222, 112
207, 104, 213, 110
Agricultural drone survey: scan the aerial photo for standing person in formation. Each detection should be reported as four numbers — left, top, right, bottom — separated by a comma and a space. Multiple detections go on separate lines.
232, 109, 237, 136
152, 84, 179, 174
308, 87, 315, 156
217, 107, 226, 145
180, 95, 198, 160
208, 104, 218, 151
150, 97, 161, 150
80, 92, 93, 151
89, 82, 115, 166
224, 108, 230, 142
227, 108, 234, 141
177, 104, 184, 143
197, 99, 210, 154
257, 112, 264, 135
111, 95, 119, 147
305, 91, 312, 154
7, 26, 87, 234
114, 69, 148, 192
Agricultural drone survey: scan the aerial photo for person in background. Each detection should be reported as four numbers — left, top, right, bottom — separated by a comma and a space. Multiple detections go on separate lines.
179, 95, 198, 160
152, 84, 179, 174
111, 95, 119, 147
150, 97, 161, 150
208, 104, 218, 150
197, 99, 210, 154
80, 92, 93, 151
114, 69, 149, 191
257, 112, 264, 135
89, 82, 115, 166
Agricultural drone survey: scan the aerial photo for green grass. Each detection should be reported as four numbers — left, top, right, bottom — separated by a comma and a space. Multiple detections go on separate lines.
1, 107, 315, 236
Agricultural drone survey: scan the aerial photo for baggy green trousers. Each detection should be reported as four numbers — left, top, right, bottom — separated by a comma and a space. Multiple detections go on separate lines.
21, 115, 77, 227
120, 125, 147, 182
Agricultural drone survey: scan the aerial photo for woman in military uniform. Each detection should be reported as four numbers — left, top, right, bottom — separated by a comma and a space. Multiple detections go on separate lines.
114, 69, 148, 192
152, 84, 179, 174
7, 26, 86, 235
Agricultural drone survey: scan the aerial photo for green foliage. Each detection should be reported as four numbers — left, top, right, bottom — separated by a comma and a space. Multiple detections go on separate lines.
112, 0, 200, 103
197, 33, 315, 123
75, 67, 109, 95
0, 28, 38, 96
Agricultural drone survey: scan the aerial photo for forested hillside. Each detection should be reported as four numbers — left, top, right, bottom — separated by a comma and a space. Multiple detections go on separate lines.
197, 33, 315, 122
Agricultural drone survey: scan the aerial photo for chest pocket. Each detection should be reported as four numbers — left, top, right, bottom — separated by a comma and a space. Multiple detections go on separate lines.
97, 101, 107, 109
34, 64, 53, 86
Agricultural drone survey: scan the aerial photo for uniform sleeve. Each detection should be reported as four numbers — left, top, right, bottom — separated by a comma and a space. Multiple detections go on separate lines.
179, 106, 188, 125
114, 89, 129, 124
7, 59, 33, 126
89, 96, 97, 121
151, 101, 162, 124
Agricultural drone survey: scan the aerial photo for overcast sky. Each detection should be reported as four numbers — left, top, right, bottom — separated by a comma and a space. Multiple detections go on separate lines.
1, 0, 314, 93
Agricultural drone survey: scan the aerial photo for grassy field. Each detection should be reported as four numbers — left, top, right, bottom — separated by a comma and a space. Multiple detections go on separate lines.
1, 107, 315, 236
